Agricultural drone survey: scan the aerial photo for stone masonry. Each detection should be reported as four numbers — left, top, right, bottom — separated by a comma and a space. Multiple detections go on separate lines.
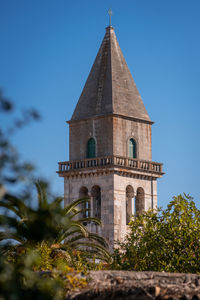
67, 270, 200, 299
58, 25, 164, 250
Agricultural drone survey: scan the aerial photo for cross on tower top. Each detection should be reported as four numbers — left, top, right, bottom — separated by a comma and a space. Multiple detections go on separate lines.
108, 8, 112, 26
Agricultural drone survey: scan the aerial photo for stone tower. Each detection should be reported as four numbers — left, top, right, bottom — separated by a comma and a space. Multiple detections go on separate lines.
58, 26, 164, 249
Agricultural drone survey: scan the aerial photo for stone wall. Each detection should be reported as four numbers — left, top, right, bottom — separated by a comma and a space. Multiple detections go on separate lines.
113, 174, 157, 242
67, 270, 200, 300
64, 173, 115, 247
69, 116, 113, 161
64, 171, 157, 249
113, 116, 152, 161
69, 115, 152, 162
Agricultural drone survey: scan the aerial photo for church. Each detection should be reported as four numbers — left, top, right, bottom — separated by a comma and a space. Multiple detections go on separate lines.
58, 24, 164, 249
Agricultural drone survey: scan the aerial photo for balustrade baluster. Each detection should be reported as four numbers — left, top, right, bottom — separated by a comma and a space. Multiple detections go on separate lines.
58, 156, 162, 175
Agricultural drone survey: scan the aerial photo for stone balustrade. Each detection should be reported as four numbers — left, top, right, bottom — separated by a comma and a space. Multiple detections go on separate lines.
58, 155, 163, 174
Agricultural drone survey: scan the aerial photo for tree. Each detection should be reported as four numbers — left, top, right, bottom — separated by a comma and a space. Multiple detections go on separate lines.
112, 194, 200, 273
0, 89, 109, 263
0, 89, 110, 299
0, 181, 110, 263
0, 88, 40, 191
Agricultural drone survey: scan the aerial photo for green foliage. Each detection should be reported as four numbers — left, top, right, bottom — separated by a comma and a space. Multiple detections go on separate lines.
0, 181, 110, 263
35, 242, 53, 271
112, 194, 200, 273
0, 248, 88, 300
0, 89, 110, 299
0, 89, 40, 191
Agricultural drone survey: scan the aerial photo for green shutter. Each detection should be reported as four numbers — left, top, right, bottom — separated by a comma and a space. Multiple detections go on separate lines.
87, 138, 96, 158
129, 139, 137, 158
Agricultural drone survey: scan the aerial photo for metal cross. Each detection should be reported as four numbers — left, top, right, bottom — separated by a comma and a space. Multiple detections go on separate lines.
108, 8, 113, 26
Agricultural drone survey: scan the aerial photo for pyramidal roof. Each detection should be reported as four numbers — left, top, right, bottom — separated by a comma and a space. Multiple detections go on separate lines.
71, 26, 151, 122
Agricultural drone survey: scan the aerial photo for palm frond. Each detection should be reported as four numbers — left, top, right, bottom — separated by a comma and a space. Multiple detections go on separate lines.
0, 214, 20, 228
0, 183, 110, 263
3, 193, 29, 217
55, 228, 86, 244
63, 197, 90, 215
61, 241, 110, 261
69, 207, 90, 219
49, 197, 63, 209
35, 181, 48, 208
63, 232, 108, 248
0, 202, 20, 217
78, 217, 101, 226
68, 220, 89, 237
0, 231, 25, 243
87, 232, 109, 248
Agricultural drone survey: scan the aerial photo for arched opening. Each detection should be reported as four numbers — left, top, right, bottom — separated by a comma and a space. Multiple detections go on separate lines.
79, 186, 90, 218
126, 185, 134, 225
91, 186, 101, 219
135, 187, 145, 215
128, 138, 137, 159
87, 138, 96, 158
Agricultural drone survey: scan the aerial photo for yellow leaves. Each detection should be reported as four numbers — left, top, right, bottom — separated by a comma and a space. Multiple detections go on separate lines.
65, 274, 87, 291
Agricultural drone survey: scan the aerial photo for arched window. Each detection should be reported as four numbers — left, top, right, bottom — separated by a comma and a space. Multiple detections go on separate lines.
128, 138, 137, 159
79, 186, 90, 218
87, 138, 96, 158
126, 185, 134, 225
135, 187, 145, 215
91, 186, 101, 219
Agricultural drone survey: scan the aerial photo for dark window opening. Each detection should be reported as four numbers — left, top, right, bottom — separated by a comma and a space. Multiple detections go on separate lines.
91, 185, 101, 219
126, 185, 134, 225
87, 138, 96, 158
79, 186, 90, 219
129, 138, 137, 159
135, 187, 145, 215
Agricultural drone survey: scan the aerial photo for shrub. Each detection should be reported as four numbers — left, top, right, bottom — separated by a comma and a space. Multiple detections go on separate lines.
112, 194, 200, 273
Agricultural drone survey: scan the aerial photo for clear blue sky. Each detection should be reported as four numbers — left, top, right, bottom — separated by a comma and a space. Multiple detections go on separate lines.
0, 0, 199, 208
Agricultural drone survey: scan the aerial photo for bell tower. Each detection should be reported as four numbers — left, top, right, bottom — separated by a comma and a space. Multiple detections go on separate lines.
58, 25, 164, 249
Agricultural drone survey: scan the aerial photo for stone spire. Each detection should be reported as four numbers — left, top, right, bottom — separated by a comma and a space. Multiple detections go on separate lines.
71, 26, 151, 122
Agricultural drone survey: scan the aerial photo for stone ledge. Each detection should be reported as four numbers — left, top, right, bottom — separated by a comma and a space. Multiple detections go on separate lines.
66, 270, 200, 300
